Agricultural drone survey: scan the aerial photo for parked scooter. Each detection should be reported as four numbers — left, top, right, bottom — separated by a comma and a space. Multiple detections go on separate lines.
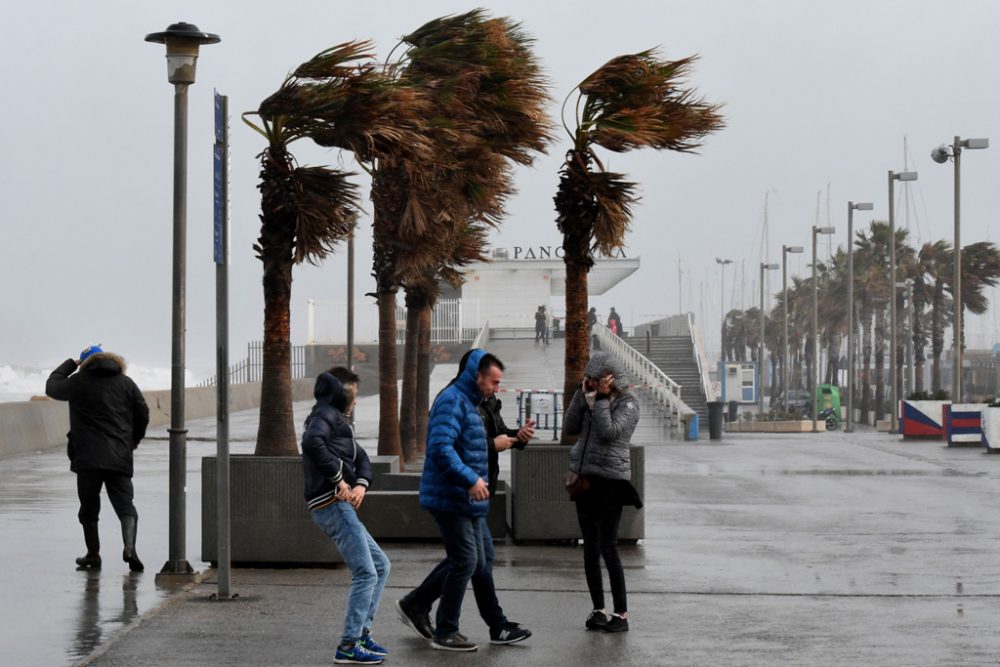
818, 407, 840, 431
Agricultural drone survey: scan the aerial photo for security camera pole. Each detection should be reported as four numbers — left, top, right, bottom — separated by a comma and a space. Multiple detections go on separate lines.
931, 137, 989, 403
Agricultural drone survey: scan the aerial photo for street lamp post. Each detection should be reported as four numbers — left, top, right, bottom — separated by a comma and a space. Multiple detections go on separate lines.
145, 22, 220, 576
782, 245, 804, 410
716, 258, 733, 362
888, 170, 917, 433
811, 226, 836, 431
932, 136, 989, 403
846, 201, 873, 433
759, 262, 779, 416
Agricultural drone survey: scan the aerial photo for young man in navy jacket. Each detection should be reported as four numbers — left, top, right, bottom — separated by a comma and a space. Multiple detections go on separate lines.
302, 367, 390, 665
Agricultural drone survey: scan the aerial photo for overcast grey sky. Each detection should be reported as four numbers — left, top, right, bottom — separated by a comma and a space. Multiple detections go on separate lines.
3, 0, 999, 373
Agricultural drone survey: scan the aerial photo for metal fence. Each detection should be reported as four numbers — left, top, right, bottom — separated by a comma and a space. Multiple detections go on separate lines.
516, 390, 563, 441
198, 341, 307, 387
395, 299, 481, 344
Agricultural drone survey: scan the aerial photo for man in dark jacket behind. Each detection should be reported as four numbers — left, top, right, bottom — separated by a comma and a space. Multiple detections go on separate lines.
46, 345, 150, 571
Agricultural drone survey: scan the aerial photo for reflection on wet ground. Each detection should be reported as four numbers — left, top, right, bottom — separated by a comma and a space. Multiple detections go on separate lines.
68, 571, 140, 663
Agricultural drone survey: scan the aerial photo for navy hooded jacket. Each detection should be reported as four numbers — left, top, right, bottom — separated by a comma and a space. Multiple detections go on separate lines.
419, 348, 490, 517
301, 372, 373, 510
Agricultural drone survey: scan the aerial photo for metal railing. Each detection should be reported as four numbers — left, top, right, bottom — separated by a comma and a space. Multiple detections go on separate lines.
516, 390, 562, 440
395, 298, 481, 344
592, 324, 692, 435
687, 313, 716, 401
198, 342, 307, 387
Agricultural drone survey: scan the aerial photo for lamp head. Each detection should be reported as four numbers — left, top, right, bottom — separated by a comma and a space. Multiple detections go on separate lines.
784, 246, 804, 254
815, 226, 836, 235
894, 170, 918, 181
963, 137, 989, 150
145, 22, 220, 85
853, 202, 874, 211
931, 144, 951, 164
762, 263, 779, 270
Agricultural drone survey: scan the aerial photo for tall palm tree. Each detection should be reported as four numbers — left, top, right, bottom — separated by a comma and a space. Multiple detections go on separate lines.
945, 241, 1000, 351
554, 50, 723, 436
911, 241, 947, 393
854, 221, 891, 422
390, 10, 551, 459
245, 40, 431, 455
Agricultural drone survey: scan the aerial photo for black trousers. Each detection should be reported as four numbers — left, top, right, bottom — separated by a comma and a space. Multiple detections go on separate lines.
76, 471, 137, 524
574, 478, 627, 614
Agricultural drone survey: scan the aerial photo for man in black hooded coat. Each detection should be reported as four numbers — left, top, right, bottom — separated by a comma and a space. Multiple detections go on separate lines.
46, 346, 149, 571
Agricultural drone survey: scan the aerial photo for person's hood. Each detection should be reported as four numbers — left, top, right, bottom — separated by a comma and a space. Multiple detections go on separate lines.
455, 348, 488, 402
313, 372, 349, 412
584, 351, 629, 392
80, 352, 126, 377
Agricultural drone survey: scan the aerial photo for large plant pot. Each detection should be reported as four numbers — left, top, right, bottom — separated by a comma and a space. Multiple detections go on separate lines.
900, 400, 950, 439
201, 455, 509, 565
726, 420, 824, 433
510, 445, 644, 543
982, 408, 1000, 453
944, 404, 984, 447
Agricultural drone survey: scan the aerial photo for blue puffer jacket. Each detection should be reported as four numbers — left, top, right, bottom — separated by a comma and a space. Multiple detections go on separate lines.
419, 348, 490, 517
301, 372, 373, 510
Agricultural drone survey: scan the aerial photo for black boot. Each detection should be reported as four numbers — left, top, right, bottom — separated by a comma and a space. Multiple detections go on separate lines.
76, 522, 101, 570
121, 516, 144, 572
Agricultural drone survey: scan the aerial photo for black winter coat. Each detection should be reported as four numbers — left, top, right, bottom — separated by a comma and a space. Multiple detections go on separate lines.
478, 395, 525, 496
301, 372, 373, 509
46, 354, 149, 476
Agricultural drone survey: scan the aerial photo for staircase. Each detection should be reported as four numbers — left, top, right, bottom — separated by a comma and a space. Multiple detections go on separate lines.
626, 335, 709, 427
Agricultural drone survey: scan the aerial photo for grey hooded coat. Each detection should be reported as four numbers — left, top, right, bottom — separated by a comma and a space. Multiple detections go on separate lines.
565, 351, 640, 481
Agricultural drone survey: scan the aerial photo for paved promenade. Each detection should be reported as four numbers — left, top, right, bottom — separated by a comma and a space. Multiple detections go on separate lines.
4, 339, 1000, 665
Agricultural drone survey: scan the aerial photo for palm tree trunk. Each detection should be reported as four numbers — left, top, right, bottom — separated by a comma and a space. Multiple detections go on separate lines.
399, 290, 422, 464
255, 148, 298, 457
377, 289, 402, 460
561, 238, 590, 445
416, 304, 432, 456
860, 311, 872, 425
874, 310, 886, 420
931, 280, 945, 393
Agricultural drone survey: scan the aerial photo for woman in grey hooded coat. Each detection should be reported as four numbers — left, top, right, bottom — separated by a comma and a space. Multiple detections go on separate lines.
564, 351, 642, 633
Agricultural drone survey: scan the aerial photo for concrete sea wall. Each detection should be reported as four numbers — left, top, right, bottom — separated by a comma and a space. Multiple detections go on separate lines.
0, 379, 314, 459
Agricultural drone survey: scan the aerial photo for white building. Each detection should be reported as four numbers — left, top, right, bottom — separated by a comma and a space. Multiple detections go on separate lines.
457, 245, 640, 333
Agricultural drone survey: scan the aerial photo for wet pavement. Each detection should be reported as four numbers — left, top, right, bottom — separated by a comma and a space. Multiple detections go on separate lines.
5, 339, 1000, 664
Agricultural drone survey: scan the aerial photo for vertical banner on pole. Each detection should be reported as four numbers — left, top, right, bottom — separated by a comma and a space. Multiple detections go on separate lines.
214, 90, 233, 599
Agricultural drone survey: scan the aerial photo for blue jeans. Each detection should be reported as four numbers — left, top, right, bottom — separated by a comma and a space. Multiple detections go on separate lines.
411, 511, 485, 638
404, 516, 504, 631
311, 502, 391, 644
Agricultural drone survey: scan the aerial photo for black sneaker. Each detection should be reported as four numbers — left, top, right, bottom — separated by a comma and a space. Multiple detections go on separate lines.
585, 610, 608, 630
431, 633, 479, 652
603, 614, 629, 633
490, 621, 532, 645
396, 598, 434, 640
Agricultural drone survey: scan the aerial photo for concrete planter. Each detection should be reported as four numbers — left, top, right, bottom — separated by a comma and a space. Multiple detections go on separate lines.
509, 445, 644, 543
201, 455, 508, 566
944, 404, 984, 447
900, 400, 949, 439
981, 408, 1000, 453
725, 420, 824, 433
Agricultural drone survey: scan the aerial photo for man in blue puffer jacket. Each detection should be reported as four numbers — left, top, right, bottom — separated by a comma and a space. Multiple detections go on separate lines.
302, 367, 390, 665
402, 349, 497, 652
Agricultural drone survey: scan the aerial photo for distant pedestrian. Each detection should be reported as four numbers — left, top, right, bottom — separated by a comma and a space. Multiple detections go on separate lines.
543, 306, 552, 345
563, 351, 642, 633
534, 306, 546, 344
397, 350, 534, 648
399, 349, 498, 652
46, 345, 150, 572
587, 307, 598, 334
608, 307, 623, 336
302, 367, 390, 665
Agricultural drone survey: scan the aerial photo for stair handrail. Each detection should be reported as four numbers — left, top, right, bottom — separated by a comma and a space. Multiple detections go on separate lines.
687, 313, 716, 402
592, 324, 693, 435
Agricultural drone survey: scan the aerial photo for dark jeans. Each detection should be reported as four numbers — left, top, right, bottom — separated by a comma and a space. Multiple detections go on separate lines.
574, 479, 627, 614
403, 517, 505, 631
76, 471, 137, 524
408, 511, 485, 638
